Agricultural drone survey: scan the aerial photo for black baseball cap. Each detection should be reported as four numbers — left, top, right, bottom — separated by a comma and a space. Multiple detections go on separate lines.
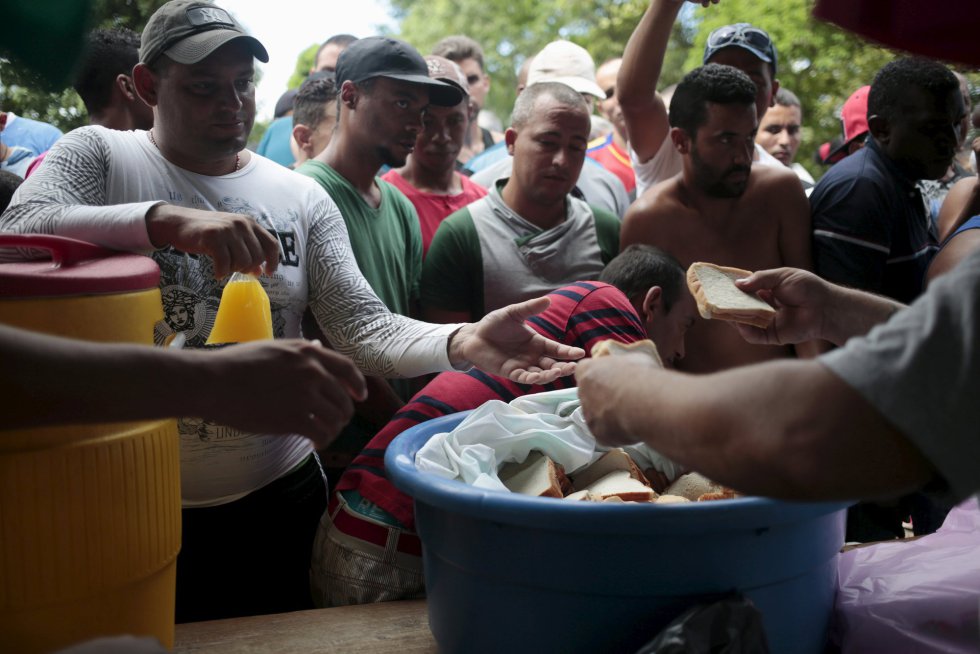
334, 36, 464, 107
139, 0, 269, 66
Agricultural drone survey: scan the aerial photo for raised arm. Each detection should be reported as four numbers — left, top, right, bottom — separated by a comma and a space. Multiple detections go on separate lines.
617, 0, 686, 163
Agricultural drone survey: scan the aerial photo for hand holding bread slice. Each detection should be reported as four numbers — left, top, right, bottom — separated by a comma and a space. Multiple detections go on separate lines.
686, 262, 776, 329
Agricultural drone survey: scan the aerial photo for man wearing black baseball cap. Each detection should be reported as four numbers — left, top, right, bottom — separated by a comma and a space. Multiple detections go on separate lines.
1, 0, 585, 626
618, 1, 784, 198
296, 36, 463, 390
296, 36, 466, 482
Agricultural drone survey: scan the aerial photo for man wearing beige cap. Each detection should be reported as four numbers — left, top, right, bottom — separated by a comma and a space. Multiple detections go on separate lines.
1, 0, 586, 623
470, 40, 630, 218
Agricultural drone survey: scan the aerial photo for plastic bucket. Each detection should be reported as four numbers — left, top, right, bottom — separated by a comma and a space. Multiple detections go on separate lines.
386, 412, 848, 654
0, 234, 181, 652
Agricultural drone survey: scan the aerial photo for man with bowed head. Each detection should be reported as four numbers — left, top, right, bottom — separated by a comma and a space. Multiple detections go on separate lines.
0, 0, 582, 622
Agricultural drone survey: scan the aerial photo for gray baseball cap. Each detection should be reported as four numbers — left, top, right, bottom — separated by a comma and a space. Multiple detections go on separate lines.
139, 0, 269, 66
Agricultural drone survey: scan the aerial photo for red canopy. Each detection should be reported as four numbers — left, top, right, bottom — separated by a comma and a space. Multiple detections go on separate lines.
814, 0, 980, 67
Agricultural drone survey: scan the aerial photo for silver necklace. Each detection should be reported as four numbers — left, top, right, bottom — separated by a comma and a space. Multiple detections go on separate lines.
148, 130, 241, 173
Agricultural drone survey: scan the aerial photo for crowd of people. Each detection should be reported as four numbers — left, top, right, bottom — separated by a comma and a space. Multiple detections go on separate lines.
1, 0, 978, 629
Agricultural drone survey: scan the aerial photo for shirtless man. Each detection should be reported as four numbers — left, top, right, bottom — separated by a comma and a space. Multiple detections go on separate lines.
618, 0, 783, 197
619, 64, 811, 373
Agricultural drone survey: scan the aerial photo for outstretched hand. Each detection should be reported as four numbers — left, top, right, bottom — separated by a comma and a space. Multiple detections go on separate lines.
733, 267, 830, 345
448, 296, 585, 384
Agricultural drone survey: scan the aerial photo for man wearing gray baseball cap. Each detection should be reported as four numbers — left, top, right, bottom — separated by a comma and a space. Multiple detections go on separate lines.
138, 0, 269, 67
1, 0, 585, 625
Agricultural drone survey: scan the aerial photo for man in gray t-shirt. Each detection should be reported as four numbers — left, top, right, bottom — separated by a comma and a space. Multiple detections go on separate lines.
575, 250, 980, 503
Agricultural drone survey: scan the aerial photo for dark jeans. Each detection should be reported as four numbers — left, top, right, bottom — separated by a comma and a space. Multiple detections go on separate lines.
175, 454, 327, 623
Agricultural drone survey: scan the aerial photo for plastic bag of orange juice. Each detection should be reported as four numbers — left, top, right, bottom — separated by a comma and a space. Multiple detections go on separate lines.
206, 272, 273, 344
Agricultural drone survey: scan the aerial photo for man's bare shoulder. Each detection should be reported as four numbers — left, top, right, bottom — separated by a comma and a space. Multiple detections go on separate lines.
751, 162, 808, 194
624, 175, 684, 221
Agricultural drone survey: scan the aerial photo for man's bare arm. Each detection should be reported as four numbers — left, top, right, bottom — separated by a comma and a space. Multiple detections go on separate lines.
773, 173, 813, 272
768, 171, 821, 355
927, 228, 980, 284
0, 324, 367, 449
576, 356, 933, 501
936, 166, 980, 242
617, 0, 686, 163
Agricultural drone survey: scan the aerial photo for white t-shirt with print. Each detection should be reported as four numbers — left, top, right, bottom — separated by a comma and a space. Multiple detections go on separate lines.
1, 126, 461, 506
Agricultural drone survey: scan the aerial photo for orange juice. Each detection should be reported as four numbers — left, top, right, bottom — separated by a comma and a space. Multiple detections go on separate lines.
206, 273, 273, 344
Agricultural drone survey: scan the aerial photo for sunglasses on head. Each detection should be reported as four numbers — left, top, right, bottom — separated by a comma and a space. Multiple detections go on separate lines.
707, 25, 773, 54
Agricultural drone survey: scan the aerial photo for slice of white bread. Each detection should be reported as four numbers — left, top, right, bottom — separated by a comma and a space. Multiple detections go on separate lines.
654, 494, 691, 504
582, 470, 658, 502
664, 472, 723, 502
686, 262, 775, 329
571, 448, 652, 491
563, 489, 601, 502
590, 338, 664, 368
499, 451, 570, 499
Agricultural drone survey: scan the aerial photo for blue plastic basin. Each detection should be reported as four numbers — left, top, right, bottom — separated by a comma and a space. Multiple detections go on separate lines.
386, 412, 848, 654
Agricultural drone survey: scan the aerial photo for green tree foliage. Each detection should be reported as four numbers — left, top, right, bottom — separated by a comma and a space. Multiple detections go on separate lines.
287, 44, 320, 91
393, 0, 694, 126
0, 0, 171, 133
680, 0, 898, 176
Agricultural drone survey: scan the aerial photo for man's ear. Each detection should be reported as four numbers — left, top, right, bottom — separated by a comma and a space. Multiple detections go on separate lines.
770, 78, 780, 108
132, 64, 158, 107
292, 124, 312, 156
505, 127, 518, 156
115, 74, 139, 102
670, 126, 690, 155
340, 80, 359, 109
642, 286, 663, 321
868, 114, 889, 144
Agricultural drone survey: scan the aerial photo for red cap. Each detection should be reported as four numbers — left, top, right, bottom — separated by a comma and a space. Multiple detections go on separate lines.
840, 85, 870, 142
826, 85, 870, 161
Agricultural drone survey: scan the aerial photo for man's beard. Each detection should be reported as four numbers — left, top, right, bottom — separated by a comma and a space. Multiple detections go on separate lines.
691, 146, 751, 199
376, 143, 409, 169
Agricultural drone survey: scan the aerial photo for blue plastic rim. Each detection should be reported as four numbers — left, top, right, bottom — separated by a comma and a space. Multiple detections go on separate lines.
385, 411, 850, 534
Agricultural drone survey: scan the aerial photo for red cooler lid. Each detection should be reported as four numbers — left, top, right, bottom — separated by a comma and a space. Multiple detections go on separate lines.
0, 234, 160, 297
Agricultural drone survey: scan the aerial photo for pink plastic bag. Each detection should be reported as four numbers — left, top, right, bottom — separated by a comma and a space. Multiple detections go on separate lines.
833, 497, 980, 653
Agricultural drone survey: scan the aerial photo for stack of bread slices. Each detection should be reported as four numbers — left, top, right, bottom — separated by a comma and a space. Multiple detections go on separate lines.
498, 448, 738, 504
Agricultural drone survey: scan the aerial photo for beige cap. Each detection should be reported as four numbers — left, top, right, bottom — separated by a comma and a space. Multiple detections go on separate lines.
526, 40, 604, 99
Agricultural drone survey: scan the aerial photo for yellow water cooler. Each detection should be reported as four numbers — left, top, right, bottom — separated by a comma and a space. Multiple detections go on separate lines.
0, 234, 181, 652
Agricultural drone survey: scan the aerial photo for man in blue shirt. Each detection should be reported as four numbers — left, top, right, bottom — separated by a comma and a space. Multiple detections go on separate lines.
810, 57, 965, 305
